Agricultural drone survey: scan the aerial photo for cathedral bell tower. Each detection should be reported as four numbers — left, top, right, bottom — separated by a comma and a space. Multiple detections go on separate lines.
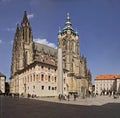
58, 13, 80, 71
58, 13, 81, 93
11, 11, 34, 76
20, 11, 34, 67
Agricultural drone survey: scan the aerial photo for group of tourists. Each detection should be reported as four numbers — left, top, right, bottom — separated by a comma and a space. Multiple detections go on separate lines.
58, 93, 77, 101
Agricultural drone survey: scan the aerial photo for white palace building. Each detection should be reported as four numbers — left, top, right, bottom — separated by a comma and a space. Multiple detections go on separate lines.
95, 74, 120, 95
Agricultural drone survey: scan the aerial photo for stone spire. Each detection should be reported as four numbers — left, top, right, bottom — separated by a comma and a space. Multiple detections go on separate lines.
63, 13, 73, 31
22, 11, 29, 23
21, 11, 30, 27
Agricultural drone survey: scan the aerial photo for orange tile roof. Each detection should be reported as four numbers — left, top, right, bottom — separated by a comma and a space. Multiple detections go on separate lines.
95, 74, 120, 80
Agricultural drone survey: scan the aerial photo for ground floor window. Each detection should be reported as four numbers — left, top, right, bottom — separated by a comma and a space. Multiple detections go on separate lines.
48, 86, 51, 90
41, 86, 44, 90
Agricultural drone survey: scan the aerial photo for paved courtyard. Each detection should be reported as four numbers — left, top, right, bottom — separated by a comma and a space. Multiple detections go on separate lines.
33, 95, 120, 106
0, 95, 120, 118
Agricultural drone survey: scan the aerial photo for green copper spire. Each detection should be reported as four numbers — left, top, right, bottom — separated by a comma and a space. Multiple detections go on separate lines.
63, 13, 73, 31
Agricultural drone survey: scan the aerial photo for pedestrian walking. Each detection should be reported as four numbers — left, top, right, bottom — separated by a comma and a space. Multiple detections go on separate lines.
58, 94, 62, 101
74, 94, 76, 101
67, 94, 70, 101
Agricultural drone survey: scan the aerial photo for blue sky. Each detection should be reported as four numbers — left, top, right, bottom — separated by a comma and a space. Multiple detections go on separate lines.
0, 0, 120, 83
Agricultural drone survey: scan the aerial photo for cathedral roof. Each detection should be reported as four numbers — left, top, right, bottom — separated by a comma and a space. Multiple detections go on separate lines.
34, 42, 57, 56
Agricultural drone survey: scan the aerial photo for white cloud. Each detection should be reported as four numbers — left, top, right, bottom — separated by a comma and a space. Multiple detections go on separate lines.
27, 14, 34, 19
34, 38, 57, 49
0, 39, 2, 44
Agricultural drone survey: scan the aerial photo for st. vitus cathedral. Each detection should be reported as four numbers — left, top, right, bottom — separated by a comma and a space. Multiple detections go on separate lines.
10, 11, 92, 97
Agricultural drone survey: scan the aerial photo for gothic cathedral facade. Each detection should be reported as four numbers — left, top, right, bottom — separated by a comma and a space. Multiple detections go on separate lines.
10, 11, 92, 96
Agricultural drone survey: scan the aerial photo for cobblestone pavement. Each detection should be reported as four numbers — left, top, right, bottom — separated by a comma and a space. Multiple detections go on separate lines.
33, 95, 120, 106
1, 95, 120, 118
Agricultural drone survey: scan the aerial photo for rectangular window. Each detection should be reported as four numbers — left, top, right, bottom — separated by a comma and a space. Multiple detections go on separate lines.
48, 86, 51, 90
30, 75, 32, 82
55, 77, 56, 82
64, 78, 65, 84
33, 85, 35, 89
42, 86, 44, 90
48, 75, 50, 82
28, 76, 29, 83
36, 74, 38, 81
33, 74, 35, 81
52, 87, 54, 90
41, 66, 44, 69
55, 87, 57, 90
41, 74, 44, 81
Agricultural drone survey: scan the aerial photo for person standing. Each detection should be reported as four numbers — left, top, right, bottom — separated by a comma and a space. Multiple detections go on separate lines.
67, 94, 70, 101
74, 94, 76, 101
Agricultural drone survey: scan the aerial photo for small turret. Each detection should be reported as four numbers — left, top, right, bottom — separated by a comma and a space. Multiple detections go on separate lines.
75, 28, 79, 36
58, 26, 61, 34
16, 24, 19, 32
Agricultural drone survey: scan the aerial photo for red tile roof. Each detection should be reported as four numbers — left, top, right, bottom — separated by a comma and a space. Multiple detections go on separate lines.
95, 74, 120, 80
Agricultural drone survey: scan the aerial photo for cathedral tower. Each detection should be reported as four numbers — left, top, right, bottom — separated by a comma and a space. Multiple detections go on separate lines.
58, 13, 80, 73
20, 11, 34, 66
58, 13, 91, 93
11, 11, 34, 76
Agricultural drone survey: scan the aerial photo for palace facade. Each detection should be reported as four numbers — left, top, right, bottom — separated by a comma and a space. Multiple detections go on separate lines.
95, 74, 120, 95
10, 11, 92, 97
0, 72, 6, 93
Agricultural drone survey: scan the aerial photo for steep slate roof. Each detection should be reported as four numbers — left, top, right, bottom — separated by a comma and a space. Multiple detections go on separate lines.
34, 42, 57, 56
0, 72, 6, 77
95, 74, 120, 80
